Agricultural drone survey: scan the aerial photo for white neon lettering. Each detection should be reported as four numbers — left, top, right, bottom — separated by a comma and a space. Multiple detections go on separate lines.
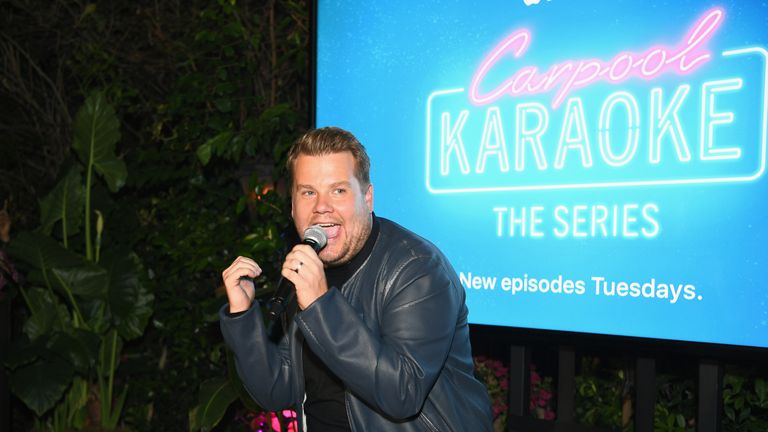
572, 205, 588, 238
700, 79, 743, 160
531, 206, 545, 238
515, 102, 549, 171
591, 205, 609, 237
440, 110, 470, 175
476, 107, 510, 173
599, 92, 640, 167
493, 207, 506, 237
555, 98, 593, 169
622, 203, 640, 238
650, 86, 692, 164
509, 207, 526, 237
642, 203, 660, 237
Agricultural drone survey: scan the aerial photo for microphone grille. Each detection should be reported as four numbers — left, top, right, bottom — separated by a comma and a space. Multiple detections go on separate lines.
303, 225, 328, 249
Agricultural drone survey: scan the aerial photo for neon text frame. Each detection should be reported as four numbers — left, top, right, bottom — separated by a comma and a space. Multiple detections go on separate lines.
425, 47, 768, 194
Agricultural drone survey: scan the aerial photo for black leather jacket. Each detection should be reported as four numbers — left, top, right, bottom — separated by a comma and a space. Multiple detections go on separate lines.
220, 217, 493, 431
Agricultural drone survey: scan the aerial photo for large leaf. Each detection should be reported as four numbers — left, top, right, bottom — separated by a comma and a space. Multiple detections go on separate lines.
50, 264, 109, 299
8, 231, 83, 282
22, 287, 71, 340
39, 166, 85, 237
4, 335, 42, 370
101, 248, 153, 340
10, 357, 74, 416
189, 377, 238, 432
47, 330, 100, 374
72, 91, 126, 192
197, 130, 233, 165
79, 297, 109, 335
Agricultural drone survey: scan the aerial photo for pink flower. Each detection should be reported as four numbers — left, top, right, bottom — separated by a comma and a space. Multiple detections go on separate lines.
249, 412, 271, 431
539, 389, 552, 401
247, 410, 298, 432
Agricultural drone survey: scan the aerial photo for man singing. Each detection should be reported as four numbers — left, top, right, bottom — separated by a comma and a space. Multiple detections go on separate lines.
220, 127, 492, 431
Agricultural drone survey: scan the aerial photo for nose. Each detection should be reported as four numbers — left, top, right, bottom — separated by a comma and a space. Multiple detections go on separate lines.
313, 191, 333, 213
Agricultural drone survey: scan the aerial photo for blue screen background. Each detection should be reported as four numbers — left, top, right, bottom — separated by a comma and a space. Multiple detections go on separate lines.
316, 0, 768, 348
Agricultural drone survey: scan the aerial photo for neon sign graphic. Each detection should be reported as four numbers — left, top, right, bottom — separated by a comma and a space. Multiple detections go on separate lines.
469, 8, 724, 109
426, 8, 768, 194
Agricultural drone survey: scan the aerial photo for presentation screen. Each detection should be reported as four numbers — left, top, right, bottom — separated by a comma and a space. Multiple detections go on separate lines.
314, 0, 768, 349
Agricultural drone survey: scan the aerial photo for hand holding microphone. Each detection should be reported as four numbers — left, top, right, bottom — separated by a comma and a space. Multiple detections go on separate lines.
222, 225, 327, 316
267, 225, 328, 320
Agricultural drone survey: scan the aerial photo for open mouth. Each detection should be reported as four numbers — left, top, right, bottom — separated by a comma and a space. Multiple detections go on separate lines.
316, 223, 341, 239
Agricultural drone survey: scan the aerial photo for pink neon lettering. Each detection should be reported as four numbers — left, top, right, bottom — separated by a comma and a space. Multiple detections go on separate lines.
468, 29, 531, 104
608, 53, 633, 81
469, 8, 725, 108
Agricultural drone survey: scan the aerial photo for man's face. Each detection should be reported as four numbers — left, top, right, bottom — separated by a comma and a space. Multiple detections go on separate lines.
291, 152, 373, 266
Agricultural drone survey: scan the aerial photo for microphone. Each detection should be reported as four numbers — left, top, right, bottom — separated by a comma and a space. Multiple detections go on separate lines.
266, 225, 328, 321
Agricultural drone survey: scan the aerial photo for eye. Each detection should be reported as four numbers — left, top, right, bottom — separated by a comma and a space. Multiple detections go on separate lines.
301, 190, 315, 197
333, 188, 347, 195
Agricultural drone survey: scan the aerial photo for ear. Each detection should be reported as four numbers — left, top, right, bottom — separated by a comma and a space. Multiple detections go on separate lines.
365, 183, 374, 213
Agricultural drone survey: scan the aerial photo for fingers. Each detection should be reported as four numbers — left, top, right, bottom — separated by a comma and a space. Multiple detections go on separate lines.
223, 256, 262, 282
281, 245, 327, 310
280, 245, 320, 280
222, 256, 263, 313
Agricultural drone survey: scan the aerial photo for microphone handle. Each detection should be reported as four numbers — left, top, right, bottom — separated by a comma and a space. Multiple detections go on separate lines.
267, 278, 295, 321
266, 238, 323, 321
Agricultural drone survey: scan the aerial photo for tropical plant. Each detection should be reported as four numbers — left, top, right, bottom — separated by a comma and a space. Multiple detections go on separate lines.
3, 92, 153, 430
574, 356, 628, 430
722, 372, 768, 432
653, 372, 695, 432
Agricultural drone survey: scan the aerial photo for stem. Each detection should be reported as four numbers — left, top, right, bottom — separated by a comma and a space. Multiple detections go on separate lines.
61, 185, 68, 249
17, 284, 35, 315
52, 271, 88, 329
37, 250, 67, 327
98, 354, 106, 426
269, 0, 276, 106
84, 100, 96, 261
108, 330, 117, 413
101, 330, 121, 429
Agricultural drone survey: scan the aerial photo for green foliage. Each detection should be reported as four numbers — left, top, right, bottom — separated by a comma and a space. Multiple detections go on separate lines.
39, 167, 85, 240
574, 356, 627, 430
723, 372, 768, 432
9, 358, 74, 417
653, 373, 695, 432
188, 377, 239, 432
4, 92, 153, 429
72, 91, 126, 194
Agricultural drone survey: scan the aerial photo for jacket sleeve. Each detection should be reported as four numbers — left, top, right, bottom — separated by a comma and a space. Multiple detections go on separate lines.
295, 254, 461, 420
219, 302, 298, 411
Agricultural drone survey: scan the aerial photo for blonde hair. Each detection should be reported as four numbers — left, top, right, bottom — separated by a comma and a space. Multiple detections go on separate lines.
286, 127, 371, 188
